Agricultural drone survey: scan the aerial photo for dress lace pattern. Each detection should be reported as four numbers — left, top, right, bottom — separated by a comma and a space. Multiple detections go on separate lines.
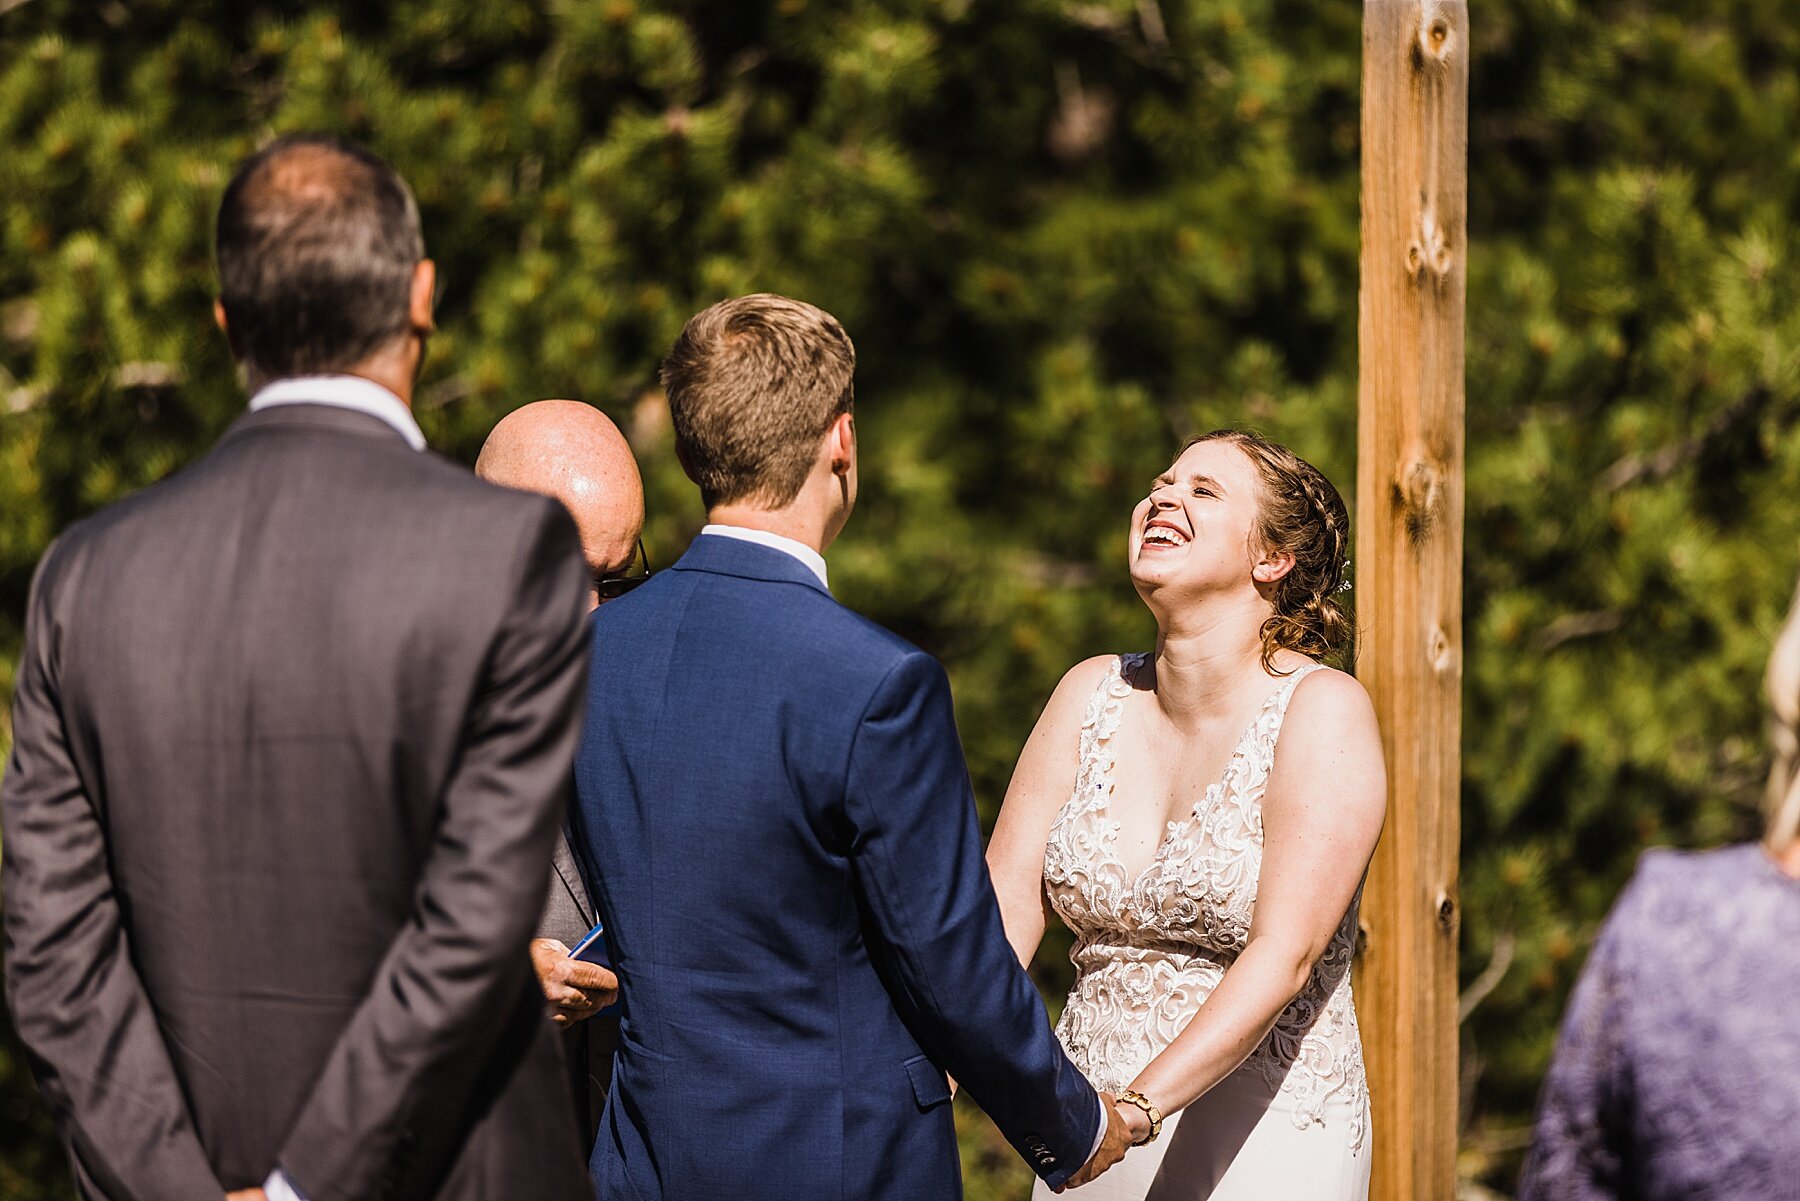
1042, 654, 1367, 1148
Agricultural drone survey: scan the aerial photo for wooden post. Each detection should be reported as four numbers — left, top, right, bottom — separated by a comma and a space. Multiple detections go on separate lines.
1355, 3, 1467, 1200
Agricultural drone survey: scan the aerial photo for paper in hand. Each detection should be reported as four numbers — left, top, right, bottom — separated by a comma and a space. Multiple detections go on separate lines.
567, 920, 608, 965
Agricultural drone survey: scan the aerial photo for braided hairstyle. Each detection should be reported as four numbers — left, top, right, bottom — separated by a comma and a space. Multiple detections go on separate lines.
1184, 429, 1353, 672
1766, 575, 1800, 852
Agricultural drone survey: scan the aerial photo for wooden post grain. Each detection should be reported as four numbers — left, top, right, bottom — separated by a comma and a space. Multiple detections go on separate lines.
1355, 3, 1467, 1199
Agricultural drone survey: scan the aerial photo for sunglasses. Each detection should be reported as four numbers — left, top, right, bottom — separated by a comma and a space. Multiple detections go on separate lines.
593, 538, 653, 602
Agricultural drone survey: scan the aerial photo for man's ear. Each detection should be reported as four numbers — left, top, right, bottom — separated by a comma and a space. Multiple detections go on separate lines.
213, 299, 244, 359
1252, 549, 1296, 585
409, 260, 436, 333
673, 437, 698, 485
826, 411, 855, 475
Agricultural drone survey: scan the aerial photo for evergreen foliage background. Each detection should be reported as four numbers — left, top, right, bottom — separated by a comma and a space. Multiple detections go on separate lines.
3, 2, 1798, 1197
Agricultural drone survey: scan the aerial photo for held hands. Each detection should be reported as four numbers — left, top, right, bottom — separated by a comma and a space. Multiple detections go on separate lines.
1056, 1091, 1135, 1191
1112, 1096, 1155, 1146
529, 938, 620, 1027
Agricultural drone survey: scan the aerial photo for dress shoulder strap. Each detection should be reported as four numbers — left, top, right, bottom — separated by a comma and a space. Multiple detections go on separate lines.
1252, 662, 1328, 764
1076, 654, 1143, 765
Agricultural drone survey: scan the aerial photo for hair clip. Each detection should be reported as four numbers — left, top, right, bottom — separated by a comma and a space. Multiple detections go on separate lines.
1336, 561, 1353, 594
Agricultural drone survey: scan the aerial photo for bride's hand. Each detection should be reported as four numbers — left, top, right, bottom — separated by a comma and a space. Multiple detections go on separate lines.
1113, 1097, 1153, 1145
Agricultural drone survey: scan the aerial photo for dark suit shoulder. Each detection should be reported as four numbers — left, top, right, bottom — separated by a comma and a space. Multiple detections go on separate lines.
37, 414, 576, 622
401, 451, 577, 551
819, 595, 927, 666
705, 567, 939, 708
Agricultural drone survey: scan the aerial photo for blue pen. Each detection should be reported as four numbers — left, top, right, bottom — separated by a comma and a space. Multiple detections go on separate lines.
567, 919, 607, 963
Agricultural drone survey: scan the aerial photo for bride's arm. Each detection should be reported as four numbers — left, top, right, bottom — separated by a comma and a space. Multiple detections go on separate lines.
986, 655, 1114, 970
1121, 669, 1386, 1132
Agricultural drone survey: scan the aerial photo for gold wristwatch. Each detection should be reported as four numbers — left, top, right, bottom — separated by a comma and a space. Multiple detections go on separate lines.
1113, 1089, 1163, 1146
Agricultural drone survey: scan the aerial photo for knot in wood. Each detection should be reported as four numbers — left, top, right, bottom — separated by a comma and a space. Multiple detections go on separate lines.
1416, 7, 1456, 67
1436, 893, 1457, 932
1408, 209, 1453, 281
1428, 624, 1455, 674
1393, 457, 1443, 544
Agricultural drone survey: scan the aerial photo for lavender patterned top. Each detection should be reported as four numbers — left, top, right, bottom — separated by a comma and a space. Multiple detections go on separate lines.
1517, 844, 1800, 1201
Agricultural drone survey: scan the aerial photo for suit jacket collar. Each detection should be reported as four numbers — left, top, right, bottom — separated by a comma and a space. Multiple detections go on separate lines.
670, 532, 832, 594
217, 402, 424, 449
249, 375, 426, 450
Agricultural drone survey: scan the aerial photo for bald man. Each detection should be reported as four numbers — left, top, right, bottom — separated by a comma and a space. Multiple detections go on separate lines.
476, 399, 644, 1151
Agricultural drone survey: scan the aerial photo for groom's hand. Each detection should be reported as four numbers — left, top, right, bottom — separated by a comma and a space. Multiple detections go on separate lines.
529, 938, 620, 1026
1057, 1091, 1132, 1191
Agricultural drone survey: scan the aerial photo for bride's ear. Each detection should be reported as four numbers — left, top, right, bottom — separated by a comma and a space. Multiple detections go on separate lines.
1253, 549, 1296, 585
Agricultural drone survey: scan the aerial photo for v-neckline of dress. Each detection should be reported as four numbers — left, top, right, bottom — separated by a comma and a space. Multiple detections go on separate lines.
1094, 653, 1318, 899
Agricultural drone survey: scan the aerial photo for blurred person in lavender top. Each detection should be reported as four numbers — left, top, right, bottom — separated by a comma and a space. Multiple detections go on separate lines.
1517, 576, 1800, 1201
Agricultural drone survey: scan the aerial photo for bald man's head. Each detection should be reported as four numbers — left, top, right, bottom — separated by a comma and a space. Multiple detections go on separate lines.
477, 401, 646, 607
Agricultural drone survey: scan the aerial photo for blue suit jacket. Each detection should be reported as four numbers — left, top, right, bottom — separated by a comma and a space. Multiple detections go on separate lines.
569, 535, 1101, 1200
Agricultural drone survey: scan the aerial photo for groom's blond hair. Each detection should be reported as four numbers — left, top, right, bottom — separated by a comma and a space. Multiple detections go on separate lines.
661, 293, 856, 509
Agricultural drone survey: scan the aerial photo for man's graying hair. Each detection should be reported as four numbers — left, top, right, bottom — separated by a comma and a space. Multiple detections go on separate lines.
661, 294, 856, 509
215, 133, 424, 379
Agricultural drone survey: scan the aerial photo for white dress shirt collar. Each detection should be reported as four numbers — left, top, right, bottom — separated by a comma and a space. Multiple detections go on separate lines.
700, 523, 829, 590
248, 375, 426, 452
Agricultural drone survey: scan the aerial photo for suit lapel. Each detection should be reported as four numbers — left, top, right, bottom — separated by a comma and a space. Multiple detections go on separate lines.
550, 830, 594, 929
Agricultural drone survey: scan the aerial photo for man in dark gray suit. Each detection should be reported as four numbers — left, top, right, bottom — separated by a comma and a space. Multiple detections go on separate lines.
475, 399, 646, 1148
1, 134, 593, 1201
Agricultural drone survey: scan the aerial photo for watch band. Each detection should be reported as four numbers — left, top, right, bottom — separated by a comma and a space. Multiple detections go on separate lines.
1114, 1089, 1163, 1146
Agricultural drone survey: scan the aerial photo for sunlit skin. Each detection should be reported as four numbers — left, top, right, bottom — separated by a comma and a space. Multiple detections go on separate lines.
474, 400, 645, 1026
476, 399, 646, 611
699, 411, 859, 553
986, 438, 1388, 1146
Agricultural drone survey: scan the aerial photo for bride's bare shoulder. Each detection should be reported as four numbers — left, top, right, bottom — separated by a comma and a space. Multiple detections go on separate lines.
1284, 665, 1376, 729
1029, 654, 1124, 739
1060, 653, 1121, 693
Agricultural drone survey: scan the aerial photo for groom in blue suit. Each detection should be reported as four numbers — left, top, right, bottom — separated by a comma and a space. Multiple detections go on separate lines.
568, 294, 1129, 1199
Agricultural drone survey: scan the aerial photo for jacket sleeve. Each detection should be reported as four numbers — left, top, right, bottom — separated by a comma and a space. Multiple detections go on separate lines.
1517, 867, 1645, 1201
276, 500, 591, 1201
843, 651, 1102, 1191
2, 540, 226, 1200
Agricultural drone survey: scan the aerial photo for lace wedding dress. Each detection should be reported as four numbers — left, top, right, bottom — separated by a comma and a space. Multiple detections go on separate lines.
1032, 654, 1370, 1200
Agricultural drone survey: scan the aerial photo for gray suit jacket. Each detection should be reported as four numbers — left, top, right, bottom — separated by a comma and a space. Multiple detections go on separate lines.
1, 403, 593, 1201
538, 833, 618, 1152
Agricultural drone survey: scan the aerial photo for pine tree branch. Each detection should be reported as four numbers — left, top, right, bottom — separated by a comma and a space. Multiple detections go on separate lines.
1136, 0, 1170, 53
4, 386, 44, 414
1457, 931, 1515, 1024
1536, 610, 1622, 651
1601, 385, 1772, 492
1018, 554, 1099, 589
418, 374, 474, 410
115, 362, 184, 390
